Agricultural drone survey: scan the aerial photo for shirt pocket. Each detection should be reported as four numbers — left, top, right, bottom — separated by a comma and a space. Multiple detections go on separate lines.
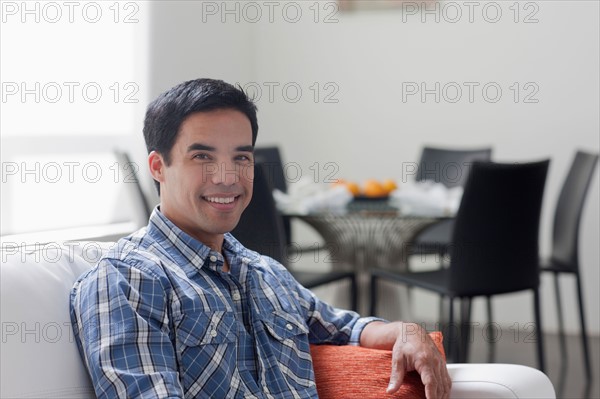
176, 310, 238, 347
258, 310, 315, 392
260, 310, 309, 341
174, 311, 240, 395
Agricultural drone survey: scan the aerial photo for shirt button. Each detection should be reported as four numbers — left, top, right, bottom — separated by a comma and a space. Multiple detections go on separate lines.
209, 255, 217, 262
286, 323, 293, 331
232, 292, 241, 301
210, 329, 218, 337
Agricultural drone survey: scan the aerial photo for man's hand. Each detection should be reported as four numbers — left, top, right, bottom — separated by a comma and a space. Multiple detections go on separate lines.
360, 321, 451, 399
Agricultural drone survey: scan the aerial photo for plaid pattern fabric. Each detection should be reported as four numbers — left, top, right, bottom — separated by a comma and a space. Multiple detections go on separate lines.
71, 208, 378, 398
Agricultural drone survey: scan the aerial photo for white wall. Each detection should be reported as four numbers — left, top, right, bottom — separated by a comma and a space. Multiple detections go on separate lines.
248, 1, 599, 335
146, 1, 599, 334
147, 1, 255, 98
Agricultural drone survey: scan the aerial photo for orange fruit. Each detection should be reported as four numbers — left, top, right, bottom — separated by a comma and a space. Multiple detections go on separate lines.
382, 179, 398, 194
331, 179, 361, 196
345, 181, 361, 196
331, 179, 346, 189
363, 179, 387, 198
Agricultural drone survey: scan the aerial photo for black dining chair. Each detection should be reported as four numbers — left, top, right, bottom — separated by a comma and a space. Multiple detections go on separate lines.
253, 147, 289, 199
370, 160, 550, 370
253, 147, 292, 243
254, 146, 327, 256
232, 162, 358, 311
540, 150, 598, 379
410, 146, 493, 262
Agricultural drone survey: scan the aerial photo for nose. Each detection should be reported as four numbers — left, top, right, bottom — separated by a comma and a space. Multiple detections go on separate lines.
210, 161, 239, 186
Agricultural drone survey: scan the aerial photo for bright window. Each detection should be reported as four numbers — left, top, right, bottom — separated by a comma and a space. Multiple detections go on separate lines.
1, 1, 150, 239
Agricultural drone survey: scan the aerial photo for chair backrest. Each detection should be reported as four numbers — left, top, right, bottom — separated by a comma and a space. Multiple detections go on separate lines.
550, 151, 599, 269
114, 150, 153, 221
253, 146, 293, 245
254, 146, 288, 193
416, 146, 493, 188
230, 162, 288, 265
449, 160, 550, 296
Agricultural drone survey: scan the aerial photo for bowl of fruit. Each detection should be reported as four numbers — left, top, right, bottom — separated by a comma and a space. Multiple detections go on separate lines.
334, 178, 398, 200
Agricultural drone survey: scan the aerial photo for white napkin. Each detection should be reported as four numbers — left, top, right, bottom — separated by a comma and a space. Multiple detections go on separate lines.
273, 176, 353, 215
390, 181, 463, 217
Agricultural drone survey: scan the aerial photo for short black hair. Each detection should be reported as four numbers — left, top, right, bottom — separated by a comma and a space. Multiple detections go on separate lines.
143, 78, 258, 193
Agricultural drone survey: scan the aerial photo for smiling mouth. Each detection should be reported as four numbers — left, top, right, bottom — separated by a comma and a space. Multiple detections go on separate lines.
204, 196, 238, 204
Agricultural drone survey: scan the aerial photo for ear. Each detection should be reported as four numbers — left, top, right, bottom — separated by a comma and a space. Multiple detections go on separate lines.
148, 151, 165, 184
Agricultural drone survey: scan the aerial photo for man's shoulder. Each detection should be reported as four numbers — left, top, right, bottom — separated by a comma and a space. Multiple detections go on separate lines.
104, 237, 163, 266
225, 233, 289, 275
78, 232, 171, 284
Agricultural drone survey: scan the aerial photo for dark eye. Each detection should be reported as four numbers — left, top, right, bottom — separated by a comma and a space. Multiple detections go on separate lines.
236, 154, 253, 162
193, 153, 211, 160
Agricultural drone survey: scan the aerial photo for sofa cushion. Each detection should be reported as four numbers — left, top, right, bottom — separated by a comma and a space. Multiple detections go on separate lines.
1, 241, 113, 398
310, 331, 445, 399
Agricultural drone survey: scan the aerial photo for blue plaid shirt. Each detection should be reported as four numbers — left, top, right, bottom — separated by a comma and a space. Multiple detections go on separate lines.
71, 208, 378, 398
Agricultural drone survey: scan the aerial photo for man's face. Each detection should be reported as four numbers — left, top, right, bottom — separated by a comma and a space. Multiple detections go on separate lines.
149, 109, 254, 248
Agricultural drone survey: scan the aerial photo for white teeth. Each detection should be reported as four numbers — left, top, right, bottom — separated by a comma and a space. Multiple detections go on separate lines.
206, 196, 235, 204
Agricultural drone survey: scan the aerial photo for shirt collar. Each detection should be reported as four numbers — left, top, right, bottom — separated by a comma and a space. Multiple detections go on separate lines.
146, 207, 216, 273
144, 206, 261, 277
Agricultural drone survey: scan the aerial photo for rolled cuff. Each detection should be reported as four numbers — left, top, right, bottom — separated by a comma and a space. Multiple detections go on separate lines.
348, 316, 388, 345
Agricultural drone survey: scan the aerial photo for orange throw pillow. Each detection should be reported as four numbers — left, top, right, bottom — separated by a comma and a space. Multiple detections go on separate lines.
310, 331, 445, 399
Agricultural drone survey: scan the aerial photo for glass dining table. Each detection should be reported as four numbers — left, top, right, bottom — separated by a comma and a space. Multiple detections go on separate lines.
284, 198, 451, 316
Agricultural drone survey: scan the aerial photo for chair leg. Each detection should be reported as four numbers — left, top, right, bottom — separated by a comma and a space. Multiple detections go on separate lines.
533, 288, 546, 373
486, 296, 495, 363
574, 272, 593, 379
459, 297, 472, 363
438, 294, 446, 325
445, 297, 456, 362
438, 247, 446, 268
438, 249, 450, 323
349, 274, 358, 313
553, 272, 568, 363
369, 274, 377, 316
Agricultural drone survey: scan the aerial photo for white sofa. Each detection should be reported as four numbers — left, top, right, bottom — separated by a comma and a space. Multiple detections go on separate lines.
1, 242, 556, 399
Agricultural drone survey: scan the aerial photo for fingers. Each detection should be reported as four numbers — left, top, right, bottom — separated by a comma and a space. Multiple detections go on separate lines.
421, 359, 452, 399
387, 355, 406, 394
382, 322, 452, 398
392, 360, 451, 398
423, 372, 446, 399
402, 327, 452, 399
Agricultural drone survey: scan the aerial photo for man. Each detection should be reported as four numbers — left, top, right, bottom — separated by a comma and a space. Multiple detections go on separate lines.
70, 78, 451, 398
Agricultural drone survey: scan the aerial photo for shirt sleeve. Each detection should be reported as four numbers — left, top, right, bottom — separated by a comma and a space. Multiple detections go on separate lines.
70, 257, 184, 399
348, 316, 388, 345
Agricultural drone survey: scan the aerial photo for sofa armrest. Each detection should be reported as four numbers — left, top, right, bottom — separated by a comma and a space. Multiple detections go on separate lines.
448, 363, 556, 399
1, 242, 112, 399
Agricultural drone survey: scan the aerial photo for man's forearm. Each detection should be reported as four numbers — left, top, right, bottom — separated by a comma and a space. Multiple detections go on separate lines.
360, 321, 427, 350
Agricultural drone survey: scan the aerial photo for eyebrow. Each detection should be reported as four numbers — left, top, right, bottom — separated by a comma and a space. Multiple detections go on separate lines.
237, 145, 254, 153
187, 143, 215, 152
187, 143, 254, 153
